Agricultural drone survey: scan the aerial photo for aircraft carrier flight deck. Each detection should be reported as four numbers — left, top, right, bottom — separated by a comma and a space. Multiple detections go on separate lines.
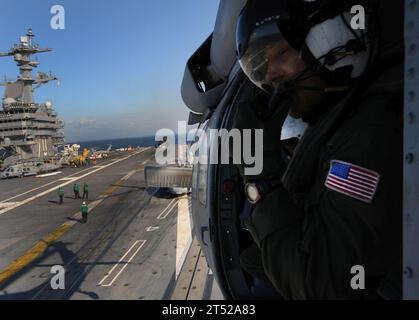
0, 147, 220, 300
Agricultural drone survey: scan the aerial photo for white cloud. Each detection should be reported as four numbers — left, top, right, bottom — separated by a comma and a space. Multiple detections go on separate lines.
79, 117, 97, 125
63, 107, 189, 142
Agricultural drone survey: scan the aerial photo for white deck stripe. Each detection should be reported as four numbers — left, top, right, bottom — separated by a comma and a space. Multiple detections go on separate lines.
99, 240, 147, 287
175, 196, 192, 280
157, 200, 178, 220
0, 148, 150, 216
35, 171, 63, 178
156, 198, 176, 220
0, 163, 109, 204
59, 165, 144, 225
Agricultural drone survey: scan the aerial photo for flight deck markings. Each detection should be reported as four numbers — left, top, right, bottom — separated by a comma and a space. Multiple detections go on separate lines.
0, 165, 98, 204
0, 222, 73, 285
0, 202, 21, 209
146, 226, 160, 232
36, 171, 62, 178
0, 149, 149, 204
157, 198, 178, 220
0, 151, 151, 285
175, 196, 192, 280
59, 177, 76, 181
98, 240, 147, 287
0, 148, 151, 216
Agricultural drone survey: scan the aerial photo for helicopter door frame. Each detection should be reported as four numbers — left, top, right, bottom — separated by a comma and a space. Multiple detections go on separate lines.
403, 0, 419, 299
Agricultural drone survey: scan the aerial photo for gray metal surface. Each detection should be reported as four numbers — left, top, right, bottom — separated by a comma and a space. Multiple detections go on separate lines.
145, 166, 192, 189
404, 0, 419, 300
211, 0, 247, 78
181, 35, 227, 114
180, 0, 246, 116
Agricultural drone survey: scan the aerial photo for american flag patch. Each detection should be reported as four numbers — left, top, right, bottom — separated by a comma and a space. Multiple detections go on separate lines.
325, 160, 380, 203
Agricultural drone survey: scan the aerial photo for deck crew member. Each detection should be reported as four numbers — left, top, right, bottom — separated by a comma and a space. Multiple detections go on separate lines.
73, 183, 80, 199
57, 187, 64, 204
81, 201, 88, 223
83, 182, 89, 200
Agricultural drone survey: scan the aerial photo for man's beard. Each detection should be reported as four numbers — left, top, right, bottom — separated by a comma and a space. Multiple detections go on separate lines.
286, 75, 332, 120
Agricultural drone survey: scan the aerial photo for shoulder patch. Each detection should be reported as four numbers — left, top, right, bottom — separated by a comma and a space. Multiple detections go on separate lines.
325, 160, 380, 204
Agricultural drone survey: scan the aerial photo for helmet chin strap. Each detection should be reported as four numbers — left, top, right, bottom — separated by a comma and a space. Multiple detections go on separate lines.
288, 67, 351, 93
293, 84, 350, 92
259, 64, 351, 122
259, 70, 350, 123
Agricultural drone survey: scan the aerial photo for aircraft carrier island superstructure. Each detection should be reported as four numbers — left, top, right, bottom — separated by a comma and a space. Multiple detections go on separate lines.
0, 28, 64, 175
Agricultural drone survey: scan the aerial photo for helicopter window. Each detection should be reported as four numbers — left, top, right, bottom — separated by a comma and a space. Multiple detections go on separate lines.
192, 163, 198, 200
198, 162, 208, 206
191, 120, 209, 201
196, 121, 210, 206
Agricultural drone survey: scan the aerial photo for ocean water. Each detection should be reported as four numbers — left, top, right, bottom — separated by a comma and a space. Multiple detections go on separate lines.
71, 136, 157, 151
70, 134, 189, 151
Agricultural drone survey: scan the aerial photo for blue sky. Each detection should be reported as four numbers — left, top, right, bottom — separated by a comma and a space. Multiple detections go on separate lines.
0, 0, 219, 141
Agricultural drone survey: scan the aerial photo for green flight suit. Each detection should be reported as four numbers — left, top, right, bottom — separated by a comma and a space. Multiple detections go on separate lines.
57, 187, 64, 204
73, 184, 80, 199
236, 63, 403, 300
83, 183, 89, 199
80, 203, 88, 222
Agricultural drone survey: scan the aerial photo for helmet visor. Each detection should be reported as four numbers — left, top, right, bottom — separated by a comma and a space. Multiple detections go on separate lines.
238, 21, 306, 91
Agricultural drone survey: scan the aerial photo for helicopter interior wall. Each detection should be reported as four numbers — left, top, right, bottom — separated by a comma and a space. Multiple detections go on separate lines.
215, 78, 282, 299
378, 0, 404, 47
216, 162, 281, 299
